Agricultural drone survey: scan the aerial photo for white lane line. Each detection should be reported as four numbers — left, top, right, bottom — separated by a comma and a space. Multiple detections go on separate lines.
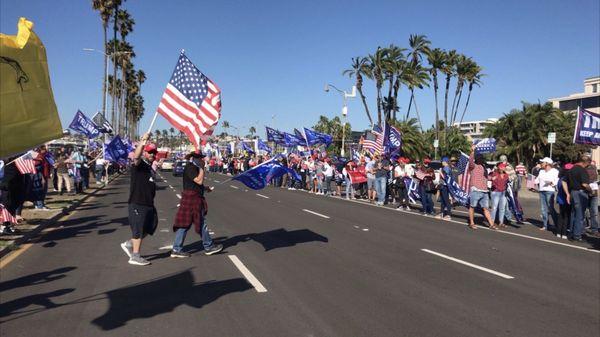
302, 209, 330, 219
421, 249, 515, 279
169, 185, 174, 189
230, 185, 239, 189
176, 194, 182, 199
160, 229, 170, 233
362, 228, 369, 231
228, 255, 268, 293
159, 245, 173, 250
214, 180, 220, 183
256, 193, 270, 199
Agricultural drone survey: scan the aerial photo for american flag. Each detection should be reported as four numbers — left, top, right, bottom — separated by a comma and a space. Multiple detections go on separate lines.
0, 204, 17, 224
15, 151, 37, 175
362, 130, 383, 154
456, 152, 471, 191
157, 52, 221, 149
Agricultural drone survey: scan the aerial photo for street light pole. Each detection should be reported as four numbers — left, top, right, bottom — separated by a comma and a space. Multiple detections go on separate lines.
325, 84, 356, 157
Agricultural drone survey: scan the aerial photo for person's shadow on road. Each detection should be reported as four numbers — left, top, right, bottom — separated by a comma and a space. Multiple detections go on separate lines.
91, 270, 252, 330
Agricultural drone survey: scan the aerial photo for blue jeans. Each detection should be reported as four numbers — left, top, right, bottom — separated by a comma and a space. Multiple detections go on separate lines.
95, 169, 103, 183
491, 191, 507, 224
375, 176, 387, 203
344, 177, 353, 198
570, 190, 588, 239
539, 191, 557, 230
588, 195, 599, 233
324, 176, 332, 195
439, 185, 452, 216
420, 185, 434, 214
172, 217, 213, 252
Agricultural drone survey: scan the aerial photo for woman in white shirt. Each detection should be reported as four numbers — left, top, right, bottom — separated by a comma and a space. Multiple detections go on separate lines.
535, 157, 559, 231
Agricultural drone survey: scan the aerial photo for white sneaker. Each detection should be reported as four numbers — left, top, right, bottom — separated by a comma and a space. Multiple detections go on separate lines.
120, 241, 133, 258
128, 255, 150, 266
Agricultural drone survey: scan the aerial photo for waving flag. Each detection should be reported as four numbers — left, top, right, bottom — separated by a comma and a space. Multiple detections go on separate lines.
69, 110, 100, 139
241, 142, 255, 154
0, 203, 17, 224
384, 124, 402, 155
283, 132, 303, 147
303, 128, 333, 146
442, 161, 470, 206
456, 152, 471, 192
156, 51, 221, 150
232, 155, 300, 190
104, 136, 128, 162
266, 127, 285, 145
362, 130, 383, 154
92, 112, 114, 134
15, 151, 37, 174
574, 107, 600, 145
474, 138, 496, 154
294, 128, 306, 143
257, 139, 272, 154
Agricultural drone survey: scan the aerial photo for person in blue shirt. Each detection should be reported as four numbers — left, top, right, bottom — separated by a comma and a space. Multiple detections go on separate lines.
437, 157, 453, 220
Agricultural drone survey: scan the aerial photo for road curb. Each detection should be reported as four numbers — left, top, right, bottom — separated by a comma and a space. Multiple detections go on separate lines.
0, 173, 122, 259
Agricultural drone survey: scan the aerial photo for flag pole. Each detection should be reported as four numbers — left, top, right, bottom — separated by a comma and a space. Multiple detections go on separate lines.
146, 111, 159, 135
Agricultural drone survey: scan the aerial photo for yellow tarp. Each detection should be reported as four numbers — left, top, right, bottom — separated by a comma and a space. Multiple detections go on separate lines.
0, 17, 63, 158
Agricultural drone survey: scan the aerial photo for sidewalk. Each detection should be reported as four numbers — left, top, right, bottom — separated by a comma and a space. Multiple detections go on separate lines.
0, 174, 120, 258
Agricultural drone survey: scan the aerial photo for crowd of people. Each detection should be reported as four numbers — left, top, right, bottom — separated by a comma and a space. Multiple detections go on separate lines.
201, 145, 599, 242
0, 144, 122, 235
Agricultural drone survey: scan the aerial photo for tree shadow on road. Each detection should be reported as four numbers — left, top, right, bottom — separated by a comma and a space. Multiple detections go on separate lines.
91, 270, 252, 330
0, 288, 75, 318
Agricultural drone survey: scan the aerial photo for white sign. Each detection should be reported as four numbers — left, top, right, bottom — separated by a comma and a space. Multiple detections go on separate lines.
433, 139, 439, 148
548, 132, 556, 144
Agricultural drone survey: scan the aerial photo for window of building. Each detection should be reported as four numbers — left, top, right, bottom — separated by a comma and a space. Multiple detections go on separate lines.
593, 83, 598, 93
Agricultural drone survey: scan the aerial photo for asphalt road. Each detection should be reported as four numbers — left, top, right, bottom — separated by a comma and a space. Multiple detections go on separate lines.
1, 170, 599, 337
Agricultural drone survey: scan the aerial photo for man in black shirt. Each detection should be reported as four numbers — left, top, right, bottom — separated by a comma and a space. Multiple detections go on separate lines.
120, 133, 158, 266
565, 156, 591, 241
170, 151, 222, 257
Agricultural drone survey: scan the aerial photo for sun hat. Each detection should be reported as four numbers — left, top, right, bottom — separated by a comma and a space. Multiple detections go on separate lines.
539, 157, 553, 164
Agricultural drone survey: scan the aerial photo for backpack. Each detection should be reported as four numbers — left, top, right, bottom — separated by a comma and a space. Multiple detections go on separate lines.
423, 176, 436, 193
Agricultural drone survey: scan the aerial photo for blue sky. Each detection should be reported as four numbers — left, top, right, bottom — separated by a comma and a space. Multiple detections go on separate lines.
1, 0, 599, 139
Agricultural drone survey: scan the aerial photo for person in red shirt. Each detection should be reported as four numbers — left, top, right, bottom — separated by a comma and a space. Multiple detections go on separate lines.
467, 144, 495, 229
490, 163, 510, 228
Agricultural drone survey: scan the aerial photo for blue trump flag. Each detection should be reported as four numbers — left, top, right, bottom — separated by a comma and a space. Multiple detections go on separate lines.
304, 128, 333, 146
232, 155, 301, 190
266, 127, 286, 145
574, 107, 600, 145
283, 132, 303, 147
474, 138, 496, 154
383, 124, 402, 155
257, 139, 272, 153
294, 128, 306, 143
241, 142, 255, 154
104, 136, 128, 162
69, 110, 100, 139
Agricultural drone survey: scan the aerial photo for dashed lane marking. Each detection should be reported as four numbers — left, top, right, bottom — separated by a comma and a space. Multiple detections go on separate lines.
302, 209, 330, 219
421, 248, 515, 279
228, 255, 268, 293
256, 194, 270, 199
176, 194, 182, 199
230, 185, 239, 190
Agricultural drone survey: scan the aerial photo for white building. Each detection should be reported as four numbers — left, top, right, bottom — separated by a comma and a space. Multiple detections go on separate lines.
453, 118, 498, 139
548, 76, 600, 163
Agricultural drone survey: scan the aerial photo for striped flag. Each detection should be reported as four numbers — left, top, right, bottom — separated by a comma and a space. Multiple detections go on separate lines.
0, 204, 17, 224
15, 151, 37, 175
456, 152, 471, 191
362, 130, 383, 154
157, 52, 221, 150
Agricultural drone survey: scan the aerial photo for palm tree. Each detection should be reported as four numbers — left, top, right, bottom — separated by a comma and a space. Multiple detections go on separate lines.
91, 0, 114, 121
109, 0, 123, 131
249, 126, 256, 138
116, 9, 135, 135
365, 47, 387, 127
407, 34, 431, 65
403, 62, 431, 131
426, 48, 447, 143
382, 44, 406, 122
450, 54, 472, 125
458, 63, 484, 124
441, 50, 457, 133
154, 129, 161, 141
343, 57, 373, 127
161, 129, 169, 146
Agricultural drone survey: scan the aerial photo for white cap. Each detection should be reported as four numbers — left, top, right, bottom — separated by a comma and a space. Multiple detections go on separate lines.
540, 157, 553, 164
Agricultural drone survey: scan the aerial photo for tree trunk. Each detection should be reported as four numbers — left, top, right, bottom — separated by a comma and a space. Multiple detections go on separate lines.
412, 90, 423, 133
452, 84, 464, 124
392, 77, 400, 121
357, 86, 373, 128
458, 85, 473, 124
405, 93, 413, 121
376, 82, 382, 127
443, 75, 451, 143
111, 3, 119, 131
102, 24, 108, 120
433, 74, 439, 144
449, 82, 461, 125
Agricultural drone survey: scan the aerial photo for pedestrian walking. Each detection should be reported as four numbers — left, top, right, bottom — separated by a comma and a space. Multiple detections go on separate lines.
490, 163, 510, 228
171, 151, 223, 258
120, 133, 158, 266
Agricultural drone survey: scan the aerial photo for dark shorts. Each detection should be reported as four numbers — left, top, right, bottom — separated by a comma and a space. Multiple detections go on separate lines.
128, 203, 157, 239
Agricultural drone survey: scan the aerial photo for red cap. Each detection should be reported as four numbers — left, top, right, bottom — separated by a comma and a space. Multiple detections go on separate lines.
497, 163, 507, 170
144, 143, 157, 153
423, 158, 431, 164
564, 163, 574, 170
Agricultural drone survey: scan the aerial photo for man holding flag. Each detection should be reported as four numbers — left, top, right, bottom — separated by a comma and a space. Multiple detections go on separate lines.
120, 133, 159, 266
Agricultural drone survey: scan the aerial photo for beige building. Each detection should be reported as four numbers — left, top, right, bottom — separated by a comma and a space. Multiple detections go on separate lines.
548, 76, 600, 163
453, 118, 498, 139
